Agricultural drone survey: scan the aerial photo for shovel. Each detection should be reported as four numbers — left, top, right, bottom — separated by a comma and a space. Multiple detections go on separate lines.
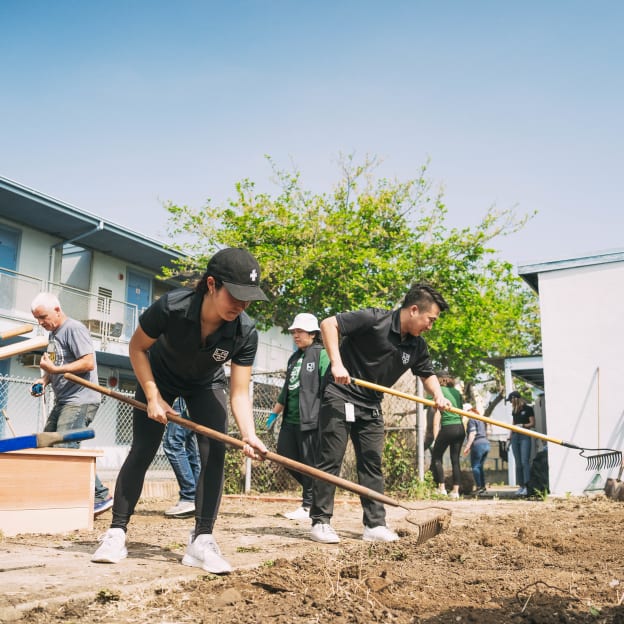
63, 373, 450, 542
351, 377, 622, 471
0, 428, 95, 453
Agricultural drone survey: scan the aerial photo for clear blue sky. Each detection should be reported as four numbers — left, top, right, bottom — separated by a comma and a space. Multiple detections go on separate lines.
2, 1, 622, 266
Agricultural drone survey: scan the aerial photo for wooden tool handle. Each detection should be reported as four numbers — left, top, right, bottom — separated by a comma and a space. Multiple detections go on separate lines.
0, 324, 35, 340
352, 377, 571, 447
63, 373, 406, 509
0, 336, 49, 361
63, 373, 403, 507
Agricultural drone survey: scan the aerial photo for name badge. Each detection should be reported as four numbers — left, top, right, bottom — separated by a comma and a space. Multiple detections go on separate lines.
345, 402, 355, 422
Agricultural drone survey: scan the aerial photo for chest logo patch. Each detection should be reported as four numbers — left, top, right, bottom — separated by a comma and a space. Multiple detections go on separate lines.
401, 351, 411, 365
306, 362, 316, 372
212, 348, 230, 362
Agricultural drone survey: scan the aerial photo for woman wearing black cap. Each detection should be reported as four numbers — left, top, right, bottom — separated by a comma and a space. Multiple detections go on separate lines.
91, 247, 268, 573
507, 391, 535, 496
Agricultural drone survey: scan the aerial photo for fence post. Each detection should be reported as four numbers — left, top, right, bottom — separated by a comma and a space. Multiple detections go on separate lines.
244, 457, 252, 494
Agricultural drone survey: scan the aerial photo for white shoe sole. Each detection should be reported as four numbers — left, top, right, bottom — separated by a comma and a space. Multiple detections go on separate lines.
181, 553, 203, 568
182, 552, 232, 574
165, 509, 195, 518
91, 548, 127, 564
309, 529, 340, 544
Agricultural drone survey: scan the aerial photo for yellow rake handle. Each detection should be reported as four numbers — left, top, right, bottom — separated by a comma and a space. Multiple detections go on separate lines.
351, 377, 569, 447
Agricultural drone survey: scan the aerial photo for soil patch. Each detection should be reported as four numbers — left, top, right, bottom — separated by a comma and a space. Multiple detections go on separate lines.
1, 491, 624, 623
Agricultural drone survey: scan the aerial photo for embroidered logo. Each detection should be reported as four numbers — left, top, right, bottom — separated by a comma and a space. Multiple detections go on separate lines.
212, 348, 230, 362
250, 269, 258, 283
401, 352, 410, 365
306, 362, 316, 372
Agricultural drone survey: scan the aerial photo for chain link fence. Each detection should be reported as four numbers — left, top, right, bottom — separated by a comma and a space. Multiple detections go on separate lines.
1, 372, 506, 496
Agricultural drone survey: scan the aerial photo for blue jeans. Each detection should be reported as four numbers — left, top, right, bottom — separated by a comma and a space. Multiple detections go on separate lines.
44, 402, 110, 503
511, 432, 532, 487
470, 441, 490, 488
163, 419, 200, 502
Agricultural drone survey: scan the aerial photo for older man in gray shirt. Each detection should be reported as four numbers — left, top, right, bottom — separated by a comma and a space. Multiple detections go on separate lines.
31, 292, 112, 516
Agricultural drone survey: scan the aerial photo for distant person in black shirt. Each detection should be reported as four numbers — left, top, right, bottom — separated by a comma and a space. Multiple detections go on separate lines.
507, 391, 535, 497
309, 283, 451, 544
91, 248, 268, 573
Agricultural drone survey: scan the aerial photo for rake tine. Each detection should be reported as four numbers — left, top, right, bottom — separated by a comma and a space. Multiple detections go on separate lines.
580, 450, 623, 471
398, 505, 452, 544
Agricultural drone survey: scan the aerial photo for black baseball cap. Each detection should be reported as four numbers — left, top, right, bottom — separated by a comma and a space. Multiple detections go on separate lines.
506, 391, 522, 402
207, 248, 268, 302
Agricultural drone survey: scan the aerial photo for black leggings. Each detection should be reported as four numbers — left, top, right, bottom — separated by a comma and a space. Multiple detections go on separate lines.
111, 385, 228, 536
430, 423, 465, 487
276, 422, 320, 508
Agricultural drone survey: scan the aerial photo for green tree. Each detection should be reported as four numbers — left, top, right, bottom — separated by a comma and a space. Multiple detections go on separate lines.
162, 156, 540, 384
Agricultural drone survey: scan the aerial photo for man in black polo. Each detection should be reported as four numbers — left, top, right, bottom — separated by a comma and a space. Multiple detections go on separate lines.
309, 282, 451, 543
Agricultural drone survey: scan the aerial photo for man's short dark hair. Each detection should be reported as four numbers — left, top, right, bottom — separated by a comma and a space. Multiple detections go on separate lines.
401, 282, 449, 312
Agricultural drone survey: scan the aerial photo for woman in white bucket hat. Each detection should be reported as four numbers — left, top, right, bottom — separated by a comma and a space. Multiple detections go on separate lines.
268, 313, 329, 520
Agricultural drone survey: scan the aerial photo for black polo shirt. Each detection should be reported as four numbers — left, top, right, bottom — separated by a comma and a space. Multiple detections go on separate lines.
139, 288, 258, 394
512, 404, 535, 427
325, 307, 435, 409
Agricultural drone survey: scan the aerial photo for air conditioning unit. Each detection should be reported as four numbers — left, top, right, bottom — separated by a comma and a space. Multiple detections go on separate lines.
18, 353, 42, 368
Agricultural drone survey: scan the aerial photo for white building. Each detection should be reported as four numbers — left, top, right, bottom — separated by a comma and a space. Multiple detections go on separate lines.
518, 250, 624, 496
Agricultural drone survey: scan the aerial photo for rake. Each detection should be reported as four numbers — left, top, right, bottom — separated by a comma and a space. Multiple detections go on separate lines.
63, 373, 450, 543
352, 377, 622, 471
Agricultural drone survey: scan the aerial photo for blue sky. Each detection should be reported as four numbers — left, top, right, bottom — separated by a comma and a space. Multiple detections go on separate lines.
2, 1, 622, 266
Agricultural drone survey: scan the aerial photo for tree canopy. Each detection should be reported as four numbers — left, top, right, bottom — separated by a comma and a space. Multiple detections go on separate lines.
161, 156, 540, 383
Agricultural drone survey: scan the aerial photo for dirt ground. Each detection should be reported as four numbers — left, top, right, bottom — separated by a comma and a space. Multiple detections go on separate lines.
1, 490, 624, 624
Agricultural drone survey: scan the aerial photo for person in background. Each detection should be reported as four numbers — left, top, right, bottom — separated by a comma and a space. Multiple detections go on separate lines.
462, 403, 490, 495
90, 247, 268, 574
163, 397, 201, 518
268, 313, 330, 521
30, 292, 112, 517
309, 282, 451, 544
430, 371, 465, 498
507, 390, 535, 496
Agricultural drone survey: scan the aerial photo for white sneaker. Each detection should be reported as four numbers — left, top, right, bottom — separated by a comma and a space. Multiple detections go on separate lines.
165, 500, 196, 517
182, 533, 232, 574
283, 506, 310, 520
449, 491, 460, 499
91, 528, 127, 563
310, 523, 340, 543
362, 525, 399, 542
515, 486, 528, 496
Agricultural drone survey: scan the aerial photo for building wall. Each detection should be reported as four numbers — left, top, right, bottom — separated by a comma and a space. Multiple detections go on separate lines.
538, 260, 624, 495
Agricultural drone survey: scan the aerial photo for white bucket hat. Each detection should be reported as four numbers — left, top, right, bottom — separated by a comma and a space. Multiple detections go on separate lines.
288, 313, 320, 333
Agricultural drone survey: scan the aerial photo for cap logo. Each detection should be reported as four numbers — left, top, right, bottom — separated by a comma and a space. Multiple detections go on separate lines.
250, 269, 258, 283
402, 352, 410, 365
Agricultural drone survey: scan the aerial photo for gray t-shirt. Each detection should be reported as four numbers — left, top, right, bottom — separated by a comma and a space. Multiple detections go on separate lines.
48, 318, 101, 405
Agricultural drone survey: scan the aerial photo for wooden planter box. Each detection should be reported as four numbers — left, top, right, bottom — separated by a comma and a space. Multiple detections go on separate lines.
0, 447, 103, 536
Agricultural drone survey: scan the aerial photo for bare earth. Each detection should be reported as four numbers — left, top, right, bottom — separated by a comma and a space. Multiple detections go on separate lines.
1, 491, 624, 623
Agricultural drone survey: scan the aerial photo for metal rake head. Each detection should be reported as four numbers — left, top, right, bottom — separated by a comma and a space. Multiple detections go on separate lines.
405, 508, 452, 544
580, 449, 623, 471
